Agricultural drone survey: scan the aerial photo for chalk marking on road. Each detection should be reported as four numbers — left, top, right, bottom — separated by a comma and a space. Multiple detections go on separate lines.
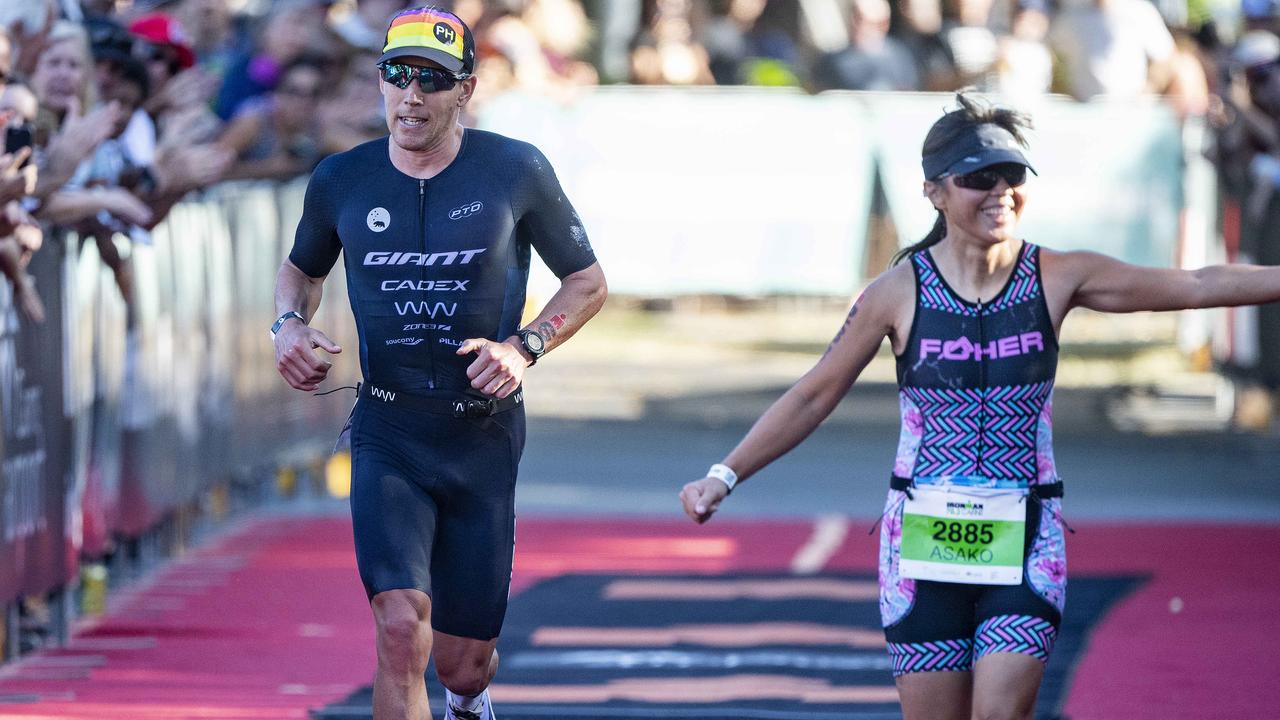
791, 515, 850, 575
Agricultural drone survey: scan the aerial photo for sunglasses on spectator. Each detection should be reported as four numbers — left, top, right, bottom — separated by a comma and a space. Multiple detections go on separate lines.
378, 62, 468, 92
946, 163, 1028, 191
278, 83, 321, 99
1246, 61, 1278, 85
131, 42, 180, 71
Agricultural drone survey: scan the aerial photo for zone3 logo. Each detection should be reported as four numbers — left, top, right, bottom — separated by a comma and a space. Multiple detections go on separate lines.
449, 201, 483, 220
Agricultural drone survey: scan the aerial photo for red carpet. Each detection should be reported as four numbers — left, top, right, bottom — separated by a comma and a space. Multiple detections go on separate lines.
0, 515, 1275, 719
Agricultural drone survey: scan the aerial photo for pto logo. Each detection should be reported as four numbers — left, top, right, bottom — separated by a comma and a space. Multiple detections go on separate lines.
434, 22, 456, 46
920, 332, 1044, 362
367, 207, 390, 232
449, 201, 483, 220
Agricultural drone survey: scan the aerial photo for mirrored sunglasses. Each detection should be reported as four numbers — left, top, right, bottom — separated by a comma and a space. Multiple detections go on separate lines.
377, 62, 467, 92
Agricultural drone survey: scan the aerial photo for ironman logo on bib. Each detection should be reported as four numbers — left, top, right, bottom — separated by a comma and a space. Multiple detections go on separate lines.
899, 486, 1027, 585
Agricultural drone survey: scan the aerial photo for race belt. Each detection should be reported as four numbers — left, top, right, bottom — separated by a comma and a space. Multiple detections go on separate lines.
891, 477, 1059, 586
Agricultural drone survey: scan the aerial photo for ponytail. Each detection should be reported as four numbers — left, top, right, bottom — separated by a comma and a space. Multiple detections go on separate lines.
891, 210, 946, 266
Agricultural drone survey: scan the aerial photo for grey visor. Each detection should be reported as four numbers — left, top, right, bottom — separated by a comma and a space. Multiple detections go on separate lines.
922, 123, 1037, 180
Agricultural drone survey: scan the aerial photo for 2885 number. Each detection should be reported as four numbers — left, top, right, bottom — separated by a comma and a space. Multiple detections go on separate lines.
930, 521, 994, 544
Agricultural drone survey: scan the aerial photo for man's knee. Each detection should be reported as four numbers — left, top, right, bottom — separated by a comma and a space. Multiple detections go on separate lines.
372, 591, 432, 671
436, 647, 497, 697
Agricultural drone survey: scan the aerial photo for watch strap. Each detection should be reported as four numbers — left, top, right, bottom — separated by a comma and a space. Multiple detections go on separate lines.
271, 310, 305, 337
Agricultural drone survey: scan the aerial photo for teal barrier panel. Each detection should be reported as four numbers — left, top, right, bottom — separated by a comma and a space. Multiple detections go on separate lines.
480, 89, 1186, 295
480, 87, 877, 297
860, 92, 1184, 267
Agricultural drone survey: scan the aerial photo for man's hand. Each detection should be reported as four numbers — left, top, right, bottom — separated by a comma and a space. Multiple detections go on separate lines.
457, 338, 528, 399
14, 273, 45, 324
97, 187, 154, 226
0, 148, 37, 203
679, 477, 730, 525
43, 100, 121, 181
274, 320, 342, 391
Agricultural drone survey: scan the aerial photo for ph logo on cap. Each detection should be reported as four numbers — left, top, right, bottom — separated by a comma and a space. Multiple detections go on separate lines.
434, 22, 456, 45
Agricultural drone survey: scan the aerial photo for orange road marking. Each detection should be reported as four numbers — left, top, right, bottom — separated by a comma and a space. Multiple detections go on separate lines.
490, 674, 899, 704
604, 578, 878, 600
532, 622, 885, 648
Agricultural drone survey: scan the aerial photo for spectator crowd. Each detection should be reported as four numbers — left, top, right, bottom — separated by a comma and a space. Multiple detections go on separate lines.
0, 0, 1277, 339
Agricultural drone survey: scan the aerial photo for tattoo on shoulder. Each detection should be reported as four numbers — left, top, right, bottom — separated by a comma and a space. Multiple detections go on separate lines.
824, 295, 864, 355
537, 313, 567, 341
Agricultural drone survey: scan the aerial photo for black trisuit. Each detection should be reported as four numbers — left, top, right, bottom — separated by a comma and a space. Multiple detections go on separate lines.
289, 130, 596, 639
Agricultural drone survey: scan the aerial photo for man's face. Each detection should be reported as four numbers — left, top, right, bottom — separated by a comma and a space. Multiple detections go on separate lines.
1250, 62, 1280, 118
0, 85, 39, 128
379, 56, 475, 153
275, 65, 322, 128
138, 41, 181, 90
99, 74, 144, 137
0, 35, 12, 87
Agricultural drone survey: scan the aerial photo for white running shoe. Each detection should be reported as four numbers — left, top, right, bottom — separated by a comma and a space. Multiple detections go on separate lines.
444, 688, 494, 720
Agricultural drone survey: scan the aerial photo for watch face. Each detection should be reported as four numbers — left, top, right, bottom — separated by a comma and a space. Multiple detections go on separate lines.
524, 331, 545, 353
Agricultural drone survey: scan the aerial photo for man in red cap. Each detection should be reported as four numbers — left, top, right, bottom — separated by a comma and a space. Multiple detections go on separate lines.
272, 6, 607, 720
129, 13, 199, 115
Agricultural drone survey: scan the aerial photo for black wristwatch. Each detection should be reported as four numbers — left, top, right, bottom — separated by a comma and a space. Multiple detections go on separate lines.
271, 310, 305, 338
516, 328, 546, 365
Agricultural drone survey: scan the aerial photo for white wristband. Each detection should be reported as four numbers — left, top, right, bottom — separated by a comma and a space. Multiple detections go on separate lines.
707, 463, 738, 492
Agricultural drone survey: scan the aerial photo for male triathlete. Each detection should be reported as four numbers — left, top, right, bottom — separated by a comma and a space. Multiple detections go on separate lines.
271, 7, 606, 719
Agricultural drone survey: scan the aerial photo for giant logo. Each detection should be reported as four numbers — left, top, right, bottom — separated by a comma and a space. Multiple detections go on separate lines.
363, 249, 485, 266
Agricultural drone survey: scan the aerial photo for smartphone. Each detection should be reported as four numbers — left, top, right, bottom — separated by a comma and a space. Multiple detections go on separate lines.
4, 125, 33, 167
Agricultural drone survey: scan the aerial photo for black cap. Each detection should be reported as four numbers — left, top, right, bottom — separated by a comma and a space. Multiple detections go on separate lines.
922, 123, 1037, 180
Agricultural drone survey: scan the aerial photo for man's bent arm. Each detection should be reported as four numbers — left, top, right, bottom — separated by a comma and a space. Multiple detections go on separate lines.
510, 262, 607, 358
274, 259, 325, 323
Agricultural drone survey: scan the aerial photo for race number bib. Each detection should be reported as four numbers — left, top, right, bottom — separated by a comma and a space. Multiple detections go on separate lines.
899, 486, 1027, 585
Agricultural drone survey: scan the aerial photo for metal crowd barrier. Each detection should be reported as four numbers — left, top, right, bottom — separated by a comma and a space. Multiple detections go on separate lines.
0, 180, 358, 658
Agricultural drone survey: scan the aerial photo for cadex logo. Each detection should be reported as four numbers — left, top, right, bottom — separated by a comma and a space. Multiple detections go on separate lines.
380, 279, 469, 292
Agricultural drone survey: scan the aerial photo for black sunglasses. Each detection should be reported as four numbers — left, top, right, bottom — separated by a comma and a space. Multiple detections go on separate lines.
948, 163, 1028, 191
1246, 60, 1279, 85
378, 62, 468, 92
